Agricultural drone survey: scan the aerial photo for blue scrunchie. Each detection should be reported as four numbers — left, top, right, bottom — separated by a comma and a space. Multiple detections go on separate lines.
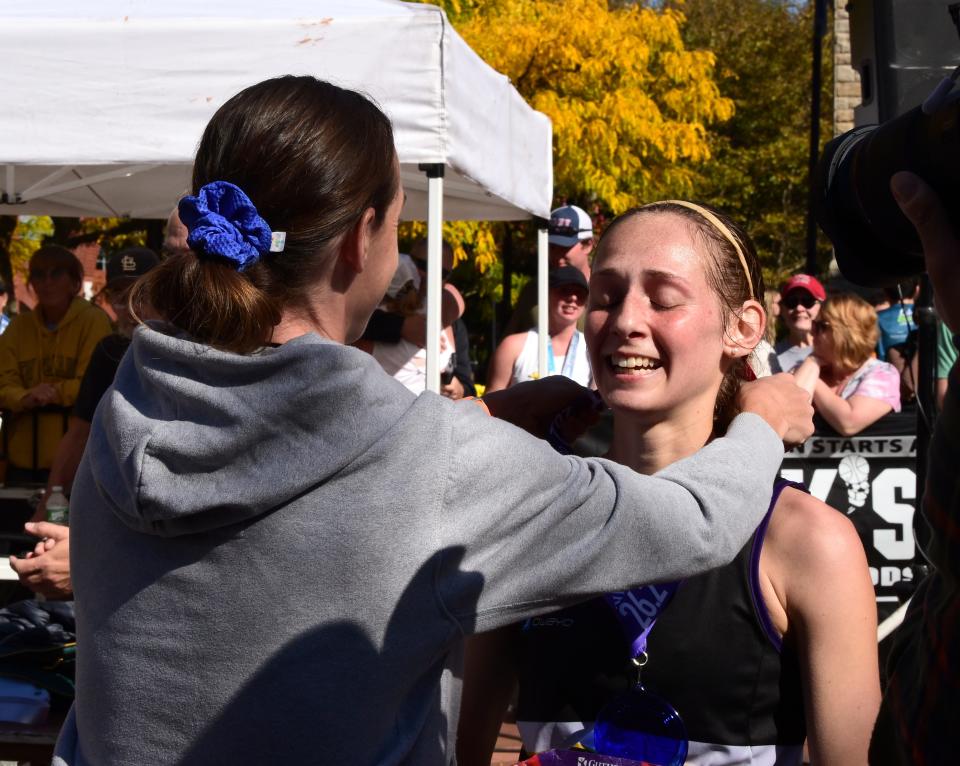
178, 181, 273, 271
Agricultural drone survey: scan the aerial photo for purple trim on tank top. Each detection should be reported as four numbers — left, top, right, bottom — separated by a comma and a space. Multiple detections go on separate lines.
749, 479, 807, 653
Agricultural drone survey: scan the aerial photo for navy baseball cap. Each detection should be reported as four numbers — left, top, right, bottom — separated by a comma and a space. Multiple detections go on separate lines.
106, 247, 160, 287
548, 205, 594, 248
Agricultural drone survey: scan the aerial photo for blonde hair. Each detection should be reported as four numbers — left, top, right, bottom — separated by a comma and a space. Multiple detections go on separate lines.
819, 294, 879, 375
762, 289, 780, 345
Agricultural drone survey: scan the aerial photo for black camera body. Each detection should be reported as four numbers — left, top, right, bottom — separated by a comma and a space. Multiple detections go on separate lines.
814, 99, 960, 286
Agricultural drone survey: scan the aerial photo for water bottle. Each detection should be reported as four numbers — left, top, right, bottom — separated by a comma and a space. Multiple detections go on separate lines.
46, 486, 69, 525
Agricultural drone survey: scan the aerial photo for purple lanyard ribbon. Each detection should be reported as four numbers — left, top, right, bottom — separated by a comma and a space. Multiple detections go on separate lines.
519, 749, 654, 766
603, 582, 680, 660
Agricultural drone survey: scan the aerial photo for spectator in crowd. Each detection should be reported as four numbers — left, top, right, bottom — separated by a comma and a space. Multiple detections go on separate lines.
162, 207, 191, 257
367, 250, 465, 394
876, 279, 919, 362
407, 238, 477, 399
53, 76, 813, 766
763, 287, 781, 342
936, 319, 957, 412
361, 238, 475, 398
775, 273, 826, 372
459, 201, 878, 766
0, 280, 10, 335
0, 245, 111, 482
485, 266, 592, 392
880, 170, 960, 766
749, 288, 784, 376
446, 317, 476, 399
791, 293, 900, 436
10, 247, 159, 595
503, 204, 595, 337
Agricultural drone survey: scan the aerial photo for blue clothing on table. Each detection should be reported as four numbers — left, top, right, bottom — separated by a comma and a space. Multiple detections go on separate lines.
876, 303, 915, 360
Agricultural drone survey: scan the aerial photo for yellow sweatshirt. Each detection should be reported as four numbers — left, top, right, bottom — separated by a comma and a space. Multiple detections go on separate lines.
0, 298, 112, 470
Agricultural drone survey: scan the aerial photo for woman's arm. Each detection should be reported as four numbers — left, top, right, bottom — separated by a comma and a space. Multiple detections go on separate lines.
811, 379, 892, 436
766, 489, 880, 766
791, 355, 821, 396
484, 333, 525, 393
456, 628, 520, 766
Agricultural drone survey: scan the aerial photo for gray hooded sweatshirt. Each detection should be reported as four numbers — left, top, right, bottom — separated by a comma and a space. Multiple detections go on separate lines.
54, 325, 784, 766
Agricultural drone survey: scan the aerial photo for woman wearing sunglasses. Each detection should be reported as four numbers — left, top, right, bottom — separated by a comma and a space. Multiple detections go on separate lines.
792, 294, 901, 437
486, 265, 593, 392
774, 274, 826, 373
460, 203, 879, 766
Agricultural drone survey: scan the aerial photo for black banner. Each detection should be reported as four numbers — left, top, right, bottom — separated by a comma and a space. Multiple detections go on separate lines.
782, 433, 918, 618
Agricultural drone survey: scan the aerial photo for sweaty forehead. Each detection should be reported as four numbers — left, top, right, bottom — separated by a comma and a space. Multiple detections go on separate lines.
596, 212, 707, 272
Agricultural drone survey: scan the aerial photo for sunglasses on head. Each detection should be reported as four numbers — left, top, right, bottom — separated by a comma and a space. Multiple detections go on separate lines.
812, 319, 832, 334
783, 292, 819, 310
29, 266, 70, 282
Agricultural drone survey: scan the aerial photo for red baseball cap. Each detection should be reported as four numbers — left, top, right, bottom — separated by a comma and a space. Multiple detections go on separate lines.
781, 274, 825, 301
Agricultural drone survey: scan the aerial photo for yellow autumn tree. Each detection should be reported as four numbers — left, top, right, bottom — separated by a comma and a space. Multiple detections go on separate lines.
6, 216, 55, 278
416, 0, 733, 215
409, 0, 735, 345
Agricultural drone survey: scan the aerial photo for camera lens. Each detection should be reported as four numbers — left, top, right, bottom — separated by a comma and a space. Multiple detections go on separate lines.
813, 100, 960, 286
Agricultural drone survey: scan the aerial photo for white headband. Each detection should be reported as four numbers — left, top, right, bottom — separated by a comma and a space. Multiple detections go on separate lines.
652, 200, 755, 299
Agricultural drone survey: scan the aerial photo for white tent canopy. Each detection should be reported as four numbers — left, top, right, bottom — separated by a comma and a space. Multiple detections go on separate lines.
0, 0, 555, 390
0, 0, 552, 222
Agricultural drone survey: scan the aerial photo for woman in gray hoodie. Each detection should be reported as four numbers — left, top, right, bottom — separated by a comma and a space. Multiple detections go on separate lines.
54, 75, 812, 766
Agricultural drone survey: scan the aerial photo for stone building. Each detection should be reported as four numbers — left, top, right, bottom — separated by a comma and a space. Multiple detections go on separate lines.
834, 0, 861, 136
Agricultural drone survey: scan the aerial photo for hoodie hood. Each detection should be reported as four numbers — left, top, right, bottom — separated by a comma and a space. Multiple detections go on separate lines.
86, 324, 416, 537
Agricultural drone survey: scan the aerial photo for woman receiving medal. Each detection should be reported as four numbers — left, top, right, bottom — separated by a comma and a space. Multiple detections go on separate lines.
460, 202, 880, 766
53, 78, 816, 766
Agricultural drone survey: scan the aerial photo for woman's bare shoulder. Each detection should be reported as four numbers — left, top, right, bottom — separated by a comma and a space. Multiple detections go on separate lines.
495, 332, 530, 355
765, 486, 867, 576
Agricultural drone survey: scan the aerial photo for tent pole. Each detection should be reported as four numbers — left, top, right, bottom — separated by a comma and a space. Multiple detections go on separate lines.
421, 163, 445, 393
537, 221, 549, 378
3, 165, 13, 204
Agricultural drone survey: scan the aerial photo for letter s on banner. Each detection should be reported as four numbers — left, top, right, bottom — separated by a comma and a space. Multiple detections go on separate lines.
871, 468, 916, 561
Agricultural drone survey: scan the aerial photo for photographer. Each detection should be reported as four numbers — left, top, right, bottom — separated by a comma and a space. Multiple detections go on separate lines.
880, 171, 960, 763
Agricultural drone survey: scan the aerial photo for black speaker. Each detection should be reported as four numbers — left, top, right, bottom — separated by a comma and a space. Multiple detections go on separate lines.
850, 0, 960, 122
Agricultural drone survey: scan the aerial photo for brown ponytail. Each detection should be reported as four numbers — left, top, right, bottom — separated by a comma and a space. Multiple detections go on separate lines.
133, 76, 399, 354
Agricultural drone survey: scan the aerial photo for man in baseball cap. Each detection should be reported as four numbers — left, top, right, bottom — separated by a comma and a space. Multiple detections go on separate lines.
548, 204, 595, 275
102, 247, 160, 334
106, 246, 160, 288
505, 204, 595, 336
776, 274, 826, 371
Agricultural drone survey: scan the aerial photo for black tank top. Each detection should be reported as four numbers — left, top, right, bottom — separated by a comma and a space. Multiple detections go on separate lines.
516, 481, 807, 762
